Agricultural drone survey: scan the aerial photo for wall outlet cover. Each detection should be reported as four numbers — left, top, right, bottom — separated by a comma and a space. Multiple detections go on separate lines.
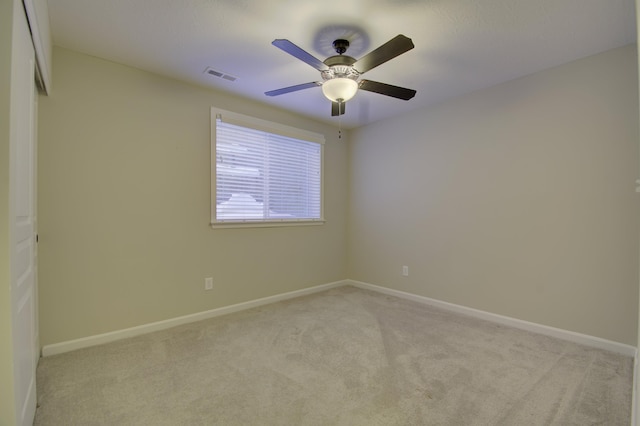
205, 277, 213, 290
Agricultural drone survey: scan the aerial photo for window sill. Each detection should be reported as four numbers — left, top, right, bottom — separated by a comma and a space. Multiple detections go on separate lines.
210, 220, 325, 229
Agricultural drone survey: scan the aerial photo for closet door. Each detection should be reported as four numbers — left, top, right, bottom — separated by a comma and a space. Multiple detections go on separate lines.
10, 1, 38, 424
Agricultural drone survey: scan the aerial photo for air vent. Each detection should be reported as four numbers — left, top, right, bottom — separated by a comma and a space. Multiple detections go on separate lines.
204, 67, 237, 82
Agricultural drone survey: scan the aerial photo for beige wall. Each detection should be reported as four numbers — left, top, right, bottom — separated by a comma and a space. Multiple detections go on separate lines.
38, 43, 640, 348
349, 45, 639, 345
0, 0, 17, 423
38, 47, 348, 346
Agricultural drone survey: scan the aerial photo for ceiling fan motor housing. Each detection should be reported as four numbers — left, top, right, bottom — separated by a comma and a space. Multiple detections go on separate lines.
321, 63, 359, 82
322, 39, 359, 82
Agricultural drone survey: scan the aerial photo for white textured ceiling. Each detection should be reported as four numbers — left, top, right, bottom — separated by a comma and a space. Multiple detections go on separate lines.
47, 0, 636, 129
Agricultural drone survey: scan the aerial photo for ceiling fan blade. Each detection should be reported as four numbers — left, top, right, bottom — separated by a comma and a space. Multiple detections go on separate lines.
265, 82, 322, 97
353, 35, 414, 74
331, 101, 346, 117
272, 39, 328, 71
359, 80, 417, 100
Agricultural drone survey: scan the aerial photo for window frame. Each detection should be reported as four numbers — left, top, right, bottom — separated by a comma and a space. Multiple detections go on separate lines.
211, 108, 325, 229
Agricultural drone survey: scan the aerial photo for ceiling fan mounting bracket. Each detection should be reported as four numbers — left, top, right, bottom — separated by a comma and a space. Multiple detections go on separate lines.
333, 39, 350, 55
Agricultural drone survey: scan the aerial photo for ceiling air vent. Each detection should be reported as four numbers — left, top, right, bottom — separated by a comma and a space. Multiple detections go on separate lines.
204, 67, 237, 82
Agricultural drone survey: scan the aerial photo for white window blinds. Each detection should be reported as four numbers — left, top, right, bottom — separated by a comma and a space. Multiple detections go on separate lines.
212, 109, 324, 226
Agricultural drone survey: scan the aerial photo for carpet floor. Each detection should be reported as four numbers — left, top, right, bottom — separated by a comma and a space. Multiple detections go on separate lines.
34, 286, 633, 425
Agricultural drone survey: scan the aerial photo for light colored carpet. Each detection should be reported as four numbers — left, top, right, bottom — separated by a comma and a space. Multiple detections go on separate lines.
34, 286, 632, 425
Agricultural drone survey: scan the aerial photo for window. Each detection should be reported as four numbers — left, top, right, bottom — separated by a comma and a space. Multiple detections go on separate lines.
211, 108, 325, 228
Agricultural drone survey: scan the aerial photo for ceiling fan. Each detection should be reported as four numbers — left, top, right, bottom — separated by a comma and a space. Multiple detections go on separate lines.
265, 34, 417, 116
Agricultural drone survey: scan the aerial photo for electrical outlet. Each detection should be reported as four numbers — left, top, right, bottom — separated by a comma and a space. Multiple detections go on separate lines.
402, 266, 409, 276
205, 277, 213, 291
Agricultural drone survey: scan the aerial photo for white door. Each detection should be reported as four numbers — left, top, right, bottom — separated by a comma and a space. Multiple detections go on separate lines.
10, 2, 38, 425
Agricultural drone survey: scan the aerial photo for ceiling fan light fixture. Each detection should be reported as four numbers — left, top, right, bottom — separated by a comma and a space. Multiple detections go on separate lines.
321, 78, 358, 102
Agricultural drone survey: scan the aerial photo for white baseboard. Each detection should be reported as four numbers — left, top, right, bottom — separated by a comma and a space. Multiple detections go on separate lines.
42, 278, 637, 360
41, 280, 347, 357
347, 279, 637, 357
